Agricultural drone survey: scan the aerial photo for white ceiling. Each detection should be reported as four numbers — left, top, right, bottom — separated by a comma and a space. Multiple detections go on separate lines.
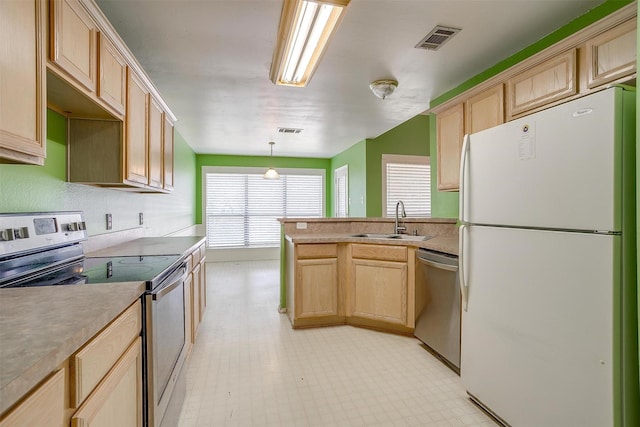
95, 0, 604, 158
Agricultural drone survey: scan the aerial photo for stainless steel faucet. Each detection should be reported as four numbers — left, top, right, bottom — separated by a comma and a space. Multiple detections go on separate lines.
394, 200, 407, 234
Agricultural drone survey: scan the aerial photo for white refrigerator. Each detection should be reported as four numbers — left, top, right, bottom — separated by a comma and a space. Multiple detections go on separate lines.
458, 86, 639, 427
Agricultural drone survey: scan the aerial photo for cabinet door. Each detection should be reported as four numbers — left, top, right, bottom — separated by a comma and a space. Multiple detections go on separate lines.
436, 103, 464, 191
506, 49, 577, 119
125, 69, 149, 185
0, 369, 65, 427
465, 84, 504, 134
98, 33, 127, 116
0, 0, 46, 164
295, 258, 339, 318
71, 337, 143, 427
350, 259, 407, 325
585, 18, 636, 89
163, 116, 175, 192
148, 97, 163, 189
50, 0, 98, 92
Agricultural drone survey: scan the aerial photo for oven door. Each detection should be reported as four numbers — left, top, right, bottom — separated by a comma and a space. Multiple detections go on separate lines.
145, 262, 188, 427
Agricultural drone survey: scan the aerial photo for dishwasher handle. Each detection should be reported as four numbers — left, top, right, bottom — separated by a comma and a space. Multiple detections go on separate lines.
417, 256, 458, 272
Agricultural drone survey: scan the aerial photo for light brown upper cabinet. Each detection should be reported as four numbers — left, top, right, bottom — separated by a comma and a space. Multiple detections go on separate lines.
436, 103, 465, 192
98, 33, 127, 115
506, 49, 577, 119
163, 116, 175, 192
148, 96, 164, 189
465, 84, 504, 134
125, 69, 149, 186
0, 0, 47, 165
50, 0, 98, 92
585, 18, 637, 89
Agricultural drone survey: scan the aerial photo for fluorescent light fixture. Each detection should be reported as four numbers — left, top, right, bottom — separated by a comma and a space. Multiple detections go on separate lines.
270, 0, 350, 87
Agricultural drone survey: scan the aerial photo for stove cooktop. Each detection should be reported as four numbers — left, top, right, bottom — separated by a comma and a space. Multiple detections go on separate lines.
82, 255, 182, 286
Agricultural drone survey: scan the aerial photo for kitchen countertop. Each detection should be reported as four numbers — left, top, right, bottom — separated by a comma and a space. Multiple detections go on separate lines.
0, 281, 145, 414
86, 236, 206, 257
285, 233, 459, 256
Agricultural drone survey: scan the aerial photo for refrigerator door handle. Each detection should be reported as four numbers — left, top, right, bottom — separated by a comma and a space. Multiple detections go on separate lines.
459, 224, 469, 311
459, 134, 470, 223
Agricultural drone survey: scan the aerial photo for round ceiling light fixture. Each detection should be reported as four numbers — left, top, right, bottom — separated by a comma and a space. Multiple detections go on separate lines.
369, 79, 398, 99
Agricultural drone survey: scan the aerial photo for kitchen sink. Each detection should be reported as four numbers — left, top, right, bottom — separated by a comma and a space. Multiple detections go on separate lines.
350, 233, 432, 241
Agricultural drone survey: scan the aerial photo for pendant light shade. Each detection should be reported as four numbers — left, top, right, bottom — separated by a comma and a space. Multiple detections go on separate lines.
264, 142, 280, 179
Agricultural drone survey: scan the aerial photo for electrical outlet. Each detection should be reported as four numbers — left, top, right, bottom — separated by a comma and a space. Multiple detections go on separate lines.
296, 222, 307, 230
106, 213, 112, 230
139, 212, 144, 225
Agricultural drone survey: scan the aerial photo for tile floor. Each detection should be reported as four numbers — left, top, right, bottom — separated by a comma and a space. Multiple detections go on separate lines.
177, 260, 497, 427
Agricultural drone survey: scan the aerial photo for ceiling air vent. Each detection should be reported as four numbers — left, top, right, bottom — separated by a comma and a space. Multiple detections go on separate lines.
415, 25, 461, 51
277, 127, 303, 134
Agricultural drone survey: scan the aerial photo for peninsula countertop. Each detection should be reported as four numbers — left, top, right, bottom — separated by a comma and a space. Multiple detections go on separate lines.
0, 281, 145, 414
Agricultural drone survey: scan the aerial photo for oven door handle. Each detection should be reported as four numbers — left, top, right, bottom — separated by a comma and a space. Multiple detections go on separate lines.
152, 264, 187, 301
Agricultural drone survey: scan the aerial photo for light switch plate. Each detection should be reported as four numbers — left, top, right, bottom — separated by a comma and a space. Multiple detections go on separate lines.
296, 222, 307, 230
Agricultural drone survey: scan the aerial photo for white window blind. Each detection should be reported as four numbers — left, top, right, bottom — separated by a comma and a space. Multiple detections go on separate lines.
205, 170, 324, 248
383, 155, 431, 218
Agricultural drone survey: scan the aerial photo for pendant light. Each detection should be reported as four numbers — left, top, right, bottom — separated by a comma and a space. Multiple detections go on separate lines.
264, 141, 280, 179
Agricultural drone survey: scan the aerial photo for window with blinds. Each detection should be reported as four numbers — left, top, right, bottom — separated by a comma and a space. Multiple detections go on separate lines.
205, 168, 324, 248
382, 155, 431, 218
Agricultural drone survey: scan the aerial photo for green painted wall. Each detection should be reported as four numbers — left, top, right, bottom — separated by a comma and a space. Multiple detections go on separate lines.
195, 154, 332, 223
365, 115, 430, 217
0, 110, 197, 236
329, 139, 366, 217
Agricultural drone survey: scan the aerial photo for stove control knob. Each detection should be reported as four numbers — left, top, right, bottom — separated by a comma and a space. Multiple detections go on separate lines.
0, 229, 14, 241
65, 223, 78, 231
77, 221, 86, 231
14, 227, 29, 239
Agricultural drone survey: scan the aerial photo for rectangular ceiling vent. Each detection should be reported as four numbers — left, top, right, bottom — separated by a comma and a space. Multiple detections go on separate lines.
277, 127, 303, 134
415, 25, 461, 51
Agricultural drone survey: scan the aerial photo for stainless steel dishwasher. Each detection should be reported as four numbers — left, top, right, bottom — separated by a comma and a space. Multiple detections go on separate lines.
415, 248, 460, 373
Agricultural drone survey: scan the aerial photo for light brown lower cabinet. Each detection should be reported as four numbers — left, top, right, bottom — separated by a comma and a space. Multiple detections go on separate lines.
347, 244, 415, 333
349, 258, 408, 326
71, 337, 143, 427
286, 242, 415, 333
187, 243, 207, 343
286, 242, 345, 328
0, 369, 66, 427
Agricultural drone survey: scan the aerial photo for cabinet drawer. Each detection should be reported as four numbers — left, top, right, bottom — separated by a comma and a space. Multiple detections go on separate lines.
296, 243, 338, 259
199, 243, 206, 259
506, 49, 577, 119
0, 369, 65, 427
351, 244, 407, 262
70, 300, 141, 406
191, 247, 201, 266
